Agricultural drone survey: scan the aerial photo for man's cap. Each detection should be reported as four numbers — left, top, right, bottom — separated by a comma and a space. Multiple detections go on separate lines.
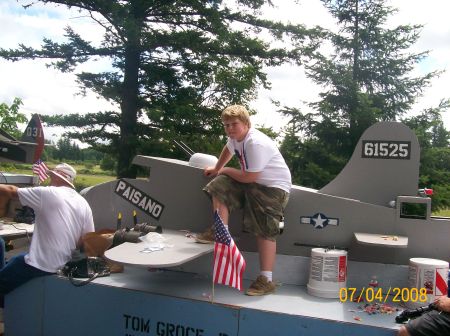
47, 163, 76, 189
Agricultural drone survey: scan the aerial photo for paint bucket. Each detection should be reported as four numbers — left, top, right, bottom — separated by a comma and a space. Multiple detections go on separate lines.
307, 248, 347, 298
407, 258, 449, 308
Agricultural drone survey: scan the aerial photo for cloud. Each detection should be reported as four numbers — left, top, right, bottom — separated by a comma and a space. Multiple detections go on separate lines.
253, 0, 450, 130
0, 0, 116, 144
1, 0, 449, 139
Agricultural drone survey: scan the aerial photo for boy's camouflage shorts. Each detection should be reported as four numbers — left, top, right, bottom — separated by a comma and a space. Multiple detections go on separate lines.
203, 175, 289, 240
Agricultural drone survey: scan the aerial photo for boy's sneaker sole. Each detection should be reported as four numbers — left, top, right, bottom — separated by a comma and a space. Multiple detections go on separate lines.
195, 227, 215, 244
245, 275, 276, 296
246, 287, 276, 296
194, 236, 214, 244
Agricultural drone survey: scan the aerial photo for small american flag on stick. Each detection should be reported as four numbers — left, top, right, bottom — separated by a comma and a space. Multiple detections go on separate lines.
32, 159, 49, 183
213, 210, 246, 291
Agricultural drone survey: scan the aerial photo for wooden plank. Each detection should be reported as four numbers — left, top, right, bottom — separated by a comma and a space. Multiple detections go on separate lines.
0, 219, 34, 239
104, 229, 213, 267
354, 232, 408, 248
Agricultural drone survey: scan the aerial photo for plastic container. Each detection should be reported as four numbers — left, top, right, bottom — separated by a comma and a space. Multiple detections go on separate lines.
188, 153, 218, 169
307, 248, 347, 298
407, 258, 449, 308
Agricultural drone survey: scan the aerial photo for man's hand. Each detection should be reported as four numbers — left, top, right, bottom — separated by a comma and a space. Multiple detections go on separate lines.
204, 166, 219, 177
0, 184, 19, 200
434, 296, 450, 312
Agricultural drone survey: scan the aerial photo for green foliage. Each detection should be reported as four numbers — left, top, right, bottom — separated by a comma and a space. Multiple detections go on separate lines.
303, 0, 438, 150
41, 141, 56, 162
100, 154, 116, 172
256, 126, 278, 140
434, 209, 450, 217
0, 161, 116, 191
280, 126, 347, 187
402, 100, 450, 149
403, 107, 450, 210
280, 0, 447, 195
40, 138, 107, 165
53, 137, 82, 161
0, 98, 27, 138
1, 0, 321, 178
74, 174, 116, 192
83, 162, 94, 170
82, 148, 105, 162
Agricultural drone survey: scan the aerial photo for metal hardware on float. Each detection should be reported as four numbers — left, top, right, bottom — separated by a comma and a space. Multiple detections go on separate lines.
134, 223, 163, 234
112, 223, 163, 247
395, 303, 436, 324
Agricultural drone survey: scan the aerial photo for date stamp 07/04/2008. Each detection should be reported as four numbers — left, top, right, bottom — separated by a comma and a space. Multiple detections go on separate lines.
339, 287, 429, 304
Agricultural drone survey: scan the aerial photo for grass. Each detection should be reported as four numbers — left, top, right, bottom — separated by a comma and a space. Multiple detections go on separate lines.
434, 209, 450, 217
0, 162, 116, 191
74, 173, 116, 191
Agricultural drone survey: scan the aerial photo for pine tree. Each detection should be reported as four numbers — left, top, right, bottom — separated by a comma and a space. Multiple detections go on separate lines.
280, 0, 444, 187
0, 0, 320, 177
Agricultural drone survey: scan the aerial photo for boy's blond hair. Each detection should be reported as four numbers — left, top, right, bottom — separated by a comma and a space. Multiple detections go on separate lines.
221, 105, 251, 127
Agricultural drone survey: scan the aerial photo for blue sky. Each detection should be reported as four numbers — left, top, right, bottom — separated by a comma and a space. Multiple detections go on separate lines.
0, 0, 449, 143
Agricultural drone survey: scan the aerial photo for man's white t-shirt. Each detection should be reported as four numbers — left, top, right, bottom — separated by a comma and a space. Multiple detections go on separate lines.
226, 128, 292, 193
18, 186, 95, 273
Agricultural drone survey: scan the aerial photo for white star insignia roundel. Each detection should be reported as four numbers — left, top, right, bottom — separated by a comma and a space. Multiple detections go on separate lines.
312, 214, 326, 228
299, 213, 339, 229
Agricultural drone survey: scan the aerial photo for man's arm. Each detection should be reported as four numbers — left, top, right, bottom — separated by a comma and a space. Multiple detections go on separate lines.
435, 296, 450, 312
219, 167, 260, 183
204, 145, 261, 183
204, 146, 233, 177
0, 184, 19, 200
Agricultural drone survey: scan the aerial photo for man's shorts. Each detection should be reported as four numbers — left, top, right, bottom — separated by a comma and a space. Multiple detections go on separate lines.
406, 310, 450, 336
203, 175, 289, 240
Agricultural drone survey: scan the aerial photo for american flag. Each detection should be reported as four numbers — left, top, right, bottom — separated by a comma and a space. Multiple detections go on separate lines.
213, 210, 246, 291
32, 159, 49, 183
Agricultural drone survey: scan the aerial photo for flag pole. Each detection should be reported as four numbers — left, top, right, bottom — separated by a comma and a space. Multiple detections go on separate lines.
211, 277, 215, 304
210, 209, 246, 301
211, 209, 217, 304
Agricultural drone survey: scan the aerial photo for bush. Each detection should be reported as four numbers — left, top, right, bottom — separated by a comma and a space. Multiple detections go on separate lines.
100, 155, 116, 172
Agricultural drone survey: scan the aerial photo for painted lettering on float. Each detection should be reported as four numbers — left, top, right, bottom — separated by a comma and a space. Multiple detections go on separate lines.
123, 314, 150, 334
115, 180, 165, 220
156, 321, 204, 336
121, 314, 228, 336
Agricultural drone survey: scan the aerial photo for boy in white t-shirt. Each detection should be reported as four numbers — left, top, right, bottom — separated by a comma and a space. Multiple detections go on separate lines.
0, 163, 94, 307
197, 105, 291, 296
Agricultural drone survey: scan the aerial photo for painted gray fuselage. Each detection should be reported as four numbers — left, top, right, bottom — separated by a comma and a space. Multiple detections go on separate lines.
83, 122, 450, 265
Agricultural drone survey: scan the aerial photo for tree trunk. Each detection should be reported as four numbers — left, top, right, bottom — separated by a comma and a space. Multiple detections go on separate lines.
118, 38, 140, 178
349, 0, 360, 151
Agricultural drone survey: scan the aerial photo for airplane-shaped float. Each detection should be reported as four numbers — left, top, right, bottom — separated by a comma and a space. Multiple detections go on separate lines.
0, 114, 45, 164
82, 121, 450, 266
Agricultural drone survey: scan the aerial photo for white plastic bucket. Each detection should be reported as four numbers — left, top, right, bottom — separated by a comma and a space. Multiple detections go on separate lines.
407, 258, 448, 308
307, 248, 347, 298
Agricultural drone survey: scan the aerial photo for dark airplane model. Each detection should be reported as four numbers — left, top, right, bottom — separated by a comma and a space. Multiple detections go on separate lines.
0, 114, 45, 164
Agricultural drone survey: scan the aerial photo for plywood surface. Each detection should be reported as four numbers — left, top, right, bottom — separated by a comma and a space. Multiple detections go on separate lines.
105, 229, 213, 267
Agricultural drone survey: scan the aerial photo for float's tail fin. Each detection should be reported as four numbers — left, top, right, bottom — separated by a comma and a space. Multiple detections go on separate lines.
0, 114, 45, 163
319, 122, 420, 207
20, 114, 45, 162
